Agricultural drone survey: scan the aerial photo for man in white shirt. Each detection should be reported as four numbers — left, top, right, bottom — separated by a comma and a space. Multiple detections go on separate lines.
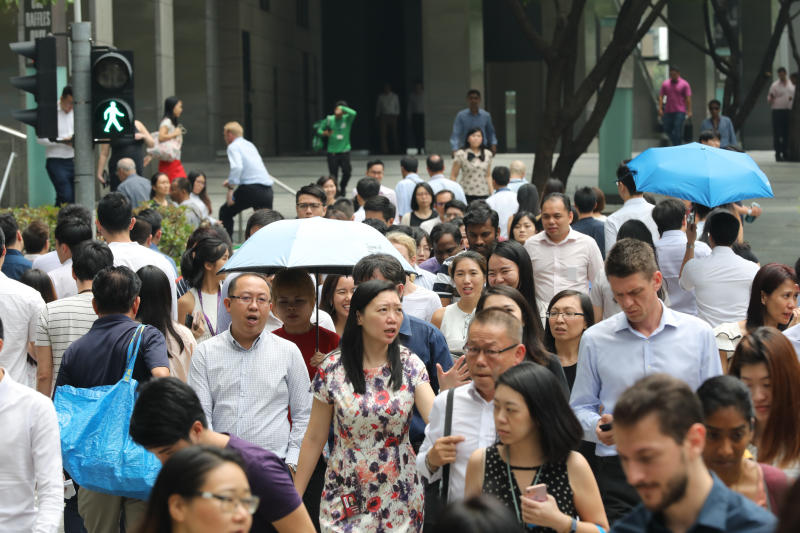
351, 160, 397, 208
680, 209, 760, 326
395, 156, 424, 217
651, 198, 710, 315
0, 323, 63, 533
37, 85, 75, 205
507, 160, 528, 192
47, 215, 92, 300
189, 273, 312, 471
219, 121, 275, 238
417, 309, 526, 504
376, 83, 400, 154
485, 166, 518, 238
96, 192, 178, 321
767, 66, 795, 161
524, 193, 604, 314
169, 177, 204, 228
426, 154, 467, 204
604, 162, 659, 255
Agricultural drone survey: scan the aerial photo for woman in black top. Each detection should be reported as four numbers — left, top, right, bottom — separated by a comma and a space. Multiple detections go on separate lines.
401, 182, 438, 227
543, 290, 595, 391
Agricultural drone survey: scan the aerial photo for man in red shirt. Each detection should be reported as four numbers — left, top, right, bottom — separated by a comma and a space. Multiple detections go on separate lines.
659, 66, 693, 146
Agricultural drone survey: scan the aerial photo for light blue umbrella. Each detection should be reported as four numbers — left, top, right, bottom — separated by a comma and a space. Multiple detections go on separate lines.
219, 216, 415, 275
627, 143, 773, 207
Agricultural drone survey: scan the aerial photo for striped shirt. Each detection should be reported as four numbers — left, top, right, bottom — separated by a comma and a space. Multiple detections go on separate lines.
35, 292, 97, 394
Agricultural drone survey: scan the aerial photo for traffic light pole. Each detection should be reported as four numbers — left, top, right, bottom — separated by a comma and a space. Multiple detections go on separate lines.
71, 22, 94, 212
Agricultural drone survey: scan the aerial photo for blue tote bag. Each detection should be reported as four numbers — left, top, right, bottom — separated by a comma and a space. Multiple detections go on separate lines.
54, 324, 162, 500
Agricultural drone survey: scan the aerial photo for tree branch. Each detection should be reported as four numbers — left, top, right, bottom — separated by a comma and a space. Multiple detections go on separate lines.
503, 0, 554, 60
788, 8, 800, 71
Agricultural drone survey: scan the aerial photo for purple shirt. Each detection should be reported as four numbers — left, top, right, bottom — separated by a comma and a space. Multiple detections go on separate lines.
226, 434, 302, 531
660, 77, 692, 114
418, 256, 440, 273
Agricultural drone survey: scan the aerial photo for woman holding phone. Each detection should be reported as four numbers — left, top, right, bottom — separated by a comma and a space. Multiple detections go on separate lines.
464, 363, 607, 532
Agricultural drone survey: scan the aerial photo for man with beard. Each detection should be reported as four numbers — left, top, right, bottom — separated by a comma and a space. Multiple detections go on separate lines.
570, 238, 721, 523
611, 374, 776, 532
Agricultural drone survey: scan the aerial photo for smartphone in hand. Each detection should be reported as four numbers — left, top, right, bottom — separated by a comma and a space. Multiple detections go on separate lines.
599, 422, 613, 432
525, 483, 547, 502
184, 313, 194, 329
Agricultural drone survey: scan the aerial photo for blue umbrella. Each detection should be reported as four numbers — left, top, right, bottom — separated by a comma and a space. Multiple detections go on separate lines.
627, 143, 773, 206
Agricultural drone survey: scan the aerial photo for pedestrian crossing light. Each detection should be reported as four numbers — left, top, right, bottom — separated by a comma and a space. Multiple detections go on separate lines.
91, 48, 134, 140
8, 36, 58, 139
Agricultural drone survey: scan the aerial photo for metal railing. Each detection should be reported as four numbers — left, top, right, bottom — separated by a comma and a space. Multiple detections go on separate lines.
0, 125, 26, 204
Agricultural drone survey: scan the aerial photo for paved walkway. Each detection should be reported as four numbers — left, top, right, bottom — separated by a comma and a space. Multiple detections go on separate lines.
185, 150, 799, 267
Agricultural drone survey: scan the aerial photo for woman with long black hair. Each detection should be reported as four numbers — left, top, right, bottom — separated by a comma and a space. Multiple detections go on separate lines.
157, 96, 187, 181
177, 234, 230, 342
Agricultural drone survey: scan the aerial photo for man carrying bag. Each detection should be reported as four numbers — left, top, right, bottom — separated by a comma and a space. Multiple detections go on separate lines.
54, 266, 170, 533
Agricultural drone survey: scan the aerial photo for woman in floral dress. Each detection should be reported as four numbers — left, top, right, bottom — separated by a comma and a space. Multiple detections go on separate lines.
294, 279, 435, 532
450, 127, 493, 203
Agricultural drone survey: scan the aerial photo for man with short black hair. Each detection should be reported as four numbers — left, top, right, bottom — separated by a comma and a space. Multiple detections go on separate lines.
611, 374, 776, 532
32, 204, 91, 273
134, 208, 178, 275
571, 186, 605, 257
462, 205, 499, 259
700, 99, 736, 148
47, 216, 92, 300
450, 89, 498, 155
57, 265, 170, 532
319, 101, 356, 194
427, 154, 467, 204
444, 199, 467, 222
0, 213, 32, 280
22, 220, 50, 263
37, 85, 75, 205
169, 177, 203, 228
605, 162, 659, 255
351, 159, 397, 208
680, 209, 759, 326
571, 239, 720, 522
768, 67, 794, 162
395, 156, 424, 217
130, 377, 315, 532
364, 195, 396, 226
295, 184, 327, 219
485, 167, 518, 238
658, 66, 692, 146
116, 157, 151, 208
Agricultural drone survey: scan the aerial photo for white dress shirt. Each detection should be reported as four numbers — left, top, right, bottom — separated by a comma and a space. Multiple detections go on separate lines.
428, 174, 467, 204
0, 370, 63, 533
414, 267, 438, 291
109, 241, 178, 321
783, 323, 800, 358
0, 272, 45, 386
417, 383, 496, 502
570, 303, 721, 456
486, 188, 519, 238
679, 246, 760, 327
604, 197, 659, 255
32, 251, 62, 274
524, 228, 604, 315
47, 258, 77, 300
655, 230, 711, 315
188, 328, 312, 464
36, 104, 74, 159
395, 174, 424, 217
226, 137, 273, 187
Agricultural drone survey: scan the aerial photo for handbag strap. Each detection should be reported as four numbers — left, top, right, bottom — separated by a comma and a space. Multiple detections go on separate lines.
440, 387, 456, 500
123, 325, 146, 383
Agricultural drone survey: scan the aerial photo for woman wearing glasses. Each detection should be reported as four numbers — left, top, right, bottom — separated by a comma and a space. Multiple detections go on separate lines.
543, 290, 595, 392
138, 446, 258, 533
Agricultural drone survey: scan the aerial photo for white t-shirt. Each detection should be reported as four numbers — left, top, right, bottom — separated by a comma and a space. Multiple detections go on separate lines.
109, 241, 178, 320
402, 287, 442, 322
31, 251, 62, 273
47, 259, 77, 300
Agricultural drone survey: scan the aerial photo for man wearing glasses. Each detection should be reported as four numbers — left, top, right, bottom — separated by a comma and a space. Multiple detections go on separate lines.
700, 99, 737, 148
295, 184, 327, 219
188, 273, 312, 482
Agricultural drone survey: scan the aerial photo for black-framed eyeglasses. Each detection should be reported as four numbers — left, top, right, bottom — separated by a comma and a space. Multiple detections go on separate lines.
462, 343, 518, 358
546, 311, 585, 319
228, 295, 270, 305
194, 492, 260, 514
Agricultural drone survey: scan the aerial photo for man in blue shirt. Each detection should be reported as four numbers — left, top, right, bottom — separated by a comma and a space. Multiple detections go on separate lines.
352, 254, 468, 451
570, 238, 721, 522
450, 89, 498, 154
395, 156, 424, 217
0, 214, 32, 281
700, 99, 737, 148
611, 374, 776, 533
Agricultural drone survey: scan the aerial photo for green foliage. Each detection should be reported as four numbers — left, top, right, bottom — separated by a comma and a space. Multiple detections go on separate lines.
0, 205, 60, 248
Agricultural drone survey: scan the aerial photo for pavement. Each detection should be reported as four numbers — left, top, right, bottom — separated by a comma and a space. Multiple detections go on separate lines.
185, 150, 799, 267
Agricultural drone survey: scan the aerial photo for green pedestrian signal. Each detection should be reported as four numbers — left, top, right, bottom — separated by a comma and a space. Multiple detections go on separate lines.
93, 98, 132, 139
91, 48, 134, 140
102, 101, 126, 133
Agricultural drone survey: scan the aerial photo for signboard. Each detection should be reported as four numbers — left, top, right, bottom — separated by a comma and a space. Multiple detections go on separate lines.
24, 0, 52, 42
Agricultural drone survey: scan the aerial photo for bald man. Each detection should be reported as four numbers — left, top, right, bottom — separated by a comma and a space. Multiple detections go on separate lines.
116, 158, 151, 208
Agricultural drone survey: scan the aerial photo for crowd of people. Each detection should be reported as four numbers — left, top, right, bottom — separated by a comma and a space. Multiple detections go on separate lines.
3, 123, 800, 533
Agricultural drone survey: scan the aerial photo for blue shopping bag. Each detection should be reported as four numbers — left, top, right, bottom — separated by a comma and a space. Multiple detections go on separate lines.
54, 324, 162, 500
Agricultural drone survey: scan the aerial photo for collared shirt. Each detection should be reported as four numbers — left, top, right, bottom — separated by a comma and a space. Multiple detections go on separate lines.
179, 198, 204, 228
395, 173, 424, 216
768, 79, 795, 110
417, 382, 496, 502
226, 136, 274, 187
0, 249, 32, 281
610, 473, 776, 533
655, 230, 711, 315
0, 272, 45, 386
508, 177, 527, 192
486, 189, 518, 238
188, 327, 312, 464
376, 91, 400, 116
118, 174, 152, 208
31, 251, 61, 273
659, 77, 692, 114
414, 267, 438, 291
109, 241, 178, 320
700, 116, 737, 148
784, 323, 800, 358
604, 197, 659, 255
570, 302, 721, 456
680, 246, 760, 327
350, 184, 398, 209
47, 258, 77, 299
428, 173, 467, 204
0, 370, 62, 533
399, 313, 453, 443
450, 108, 498, 151
36, 103, 74, 159
524, 228, 604, 314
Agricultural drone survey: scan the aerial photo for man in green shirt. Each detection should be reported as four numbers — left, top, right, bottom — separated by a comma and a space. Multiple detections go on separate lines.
318, 101, 356, 195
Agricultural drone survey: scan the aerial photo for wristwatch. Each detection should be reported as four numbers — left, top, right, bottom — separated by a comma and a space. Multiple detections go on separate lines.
569, 517, 578, 533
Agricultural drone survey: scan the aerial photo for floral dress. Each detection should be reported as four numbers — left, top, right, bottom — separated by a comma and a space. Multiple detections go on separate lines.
312, 346, 429, 532
454, 148, 493, 197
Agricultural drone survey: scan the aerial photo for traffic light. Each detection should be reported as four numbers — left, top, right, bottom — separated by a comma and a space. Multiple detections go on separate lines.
91, 47, 134, 140
9, 36, 58, 139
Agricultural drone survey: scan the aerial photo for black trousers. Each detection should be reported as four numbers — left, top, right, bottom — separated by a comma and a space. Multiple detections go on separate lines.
218, 184, 273, 238
327, 152, 352, 193
411, 113, 425, 151
596, 455, 641, 524
772, 109, 791, 160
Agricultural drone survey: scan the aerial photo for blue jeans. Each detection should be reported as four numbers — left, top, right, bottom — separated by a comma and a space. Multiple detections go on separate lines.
45, 157, 75, 205
662, 112, 686, 146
